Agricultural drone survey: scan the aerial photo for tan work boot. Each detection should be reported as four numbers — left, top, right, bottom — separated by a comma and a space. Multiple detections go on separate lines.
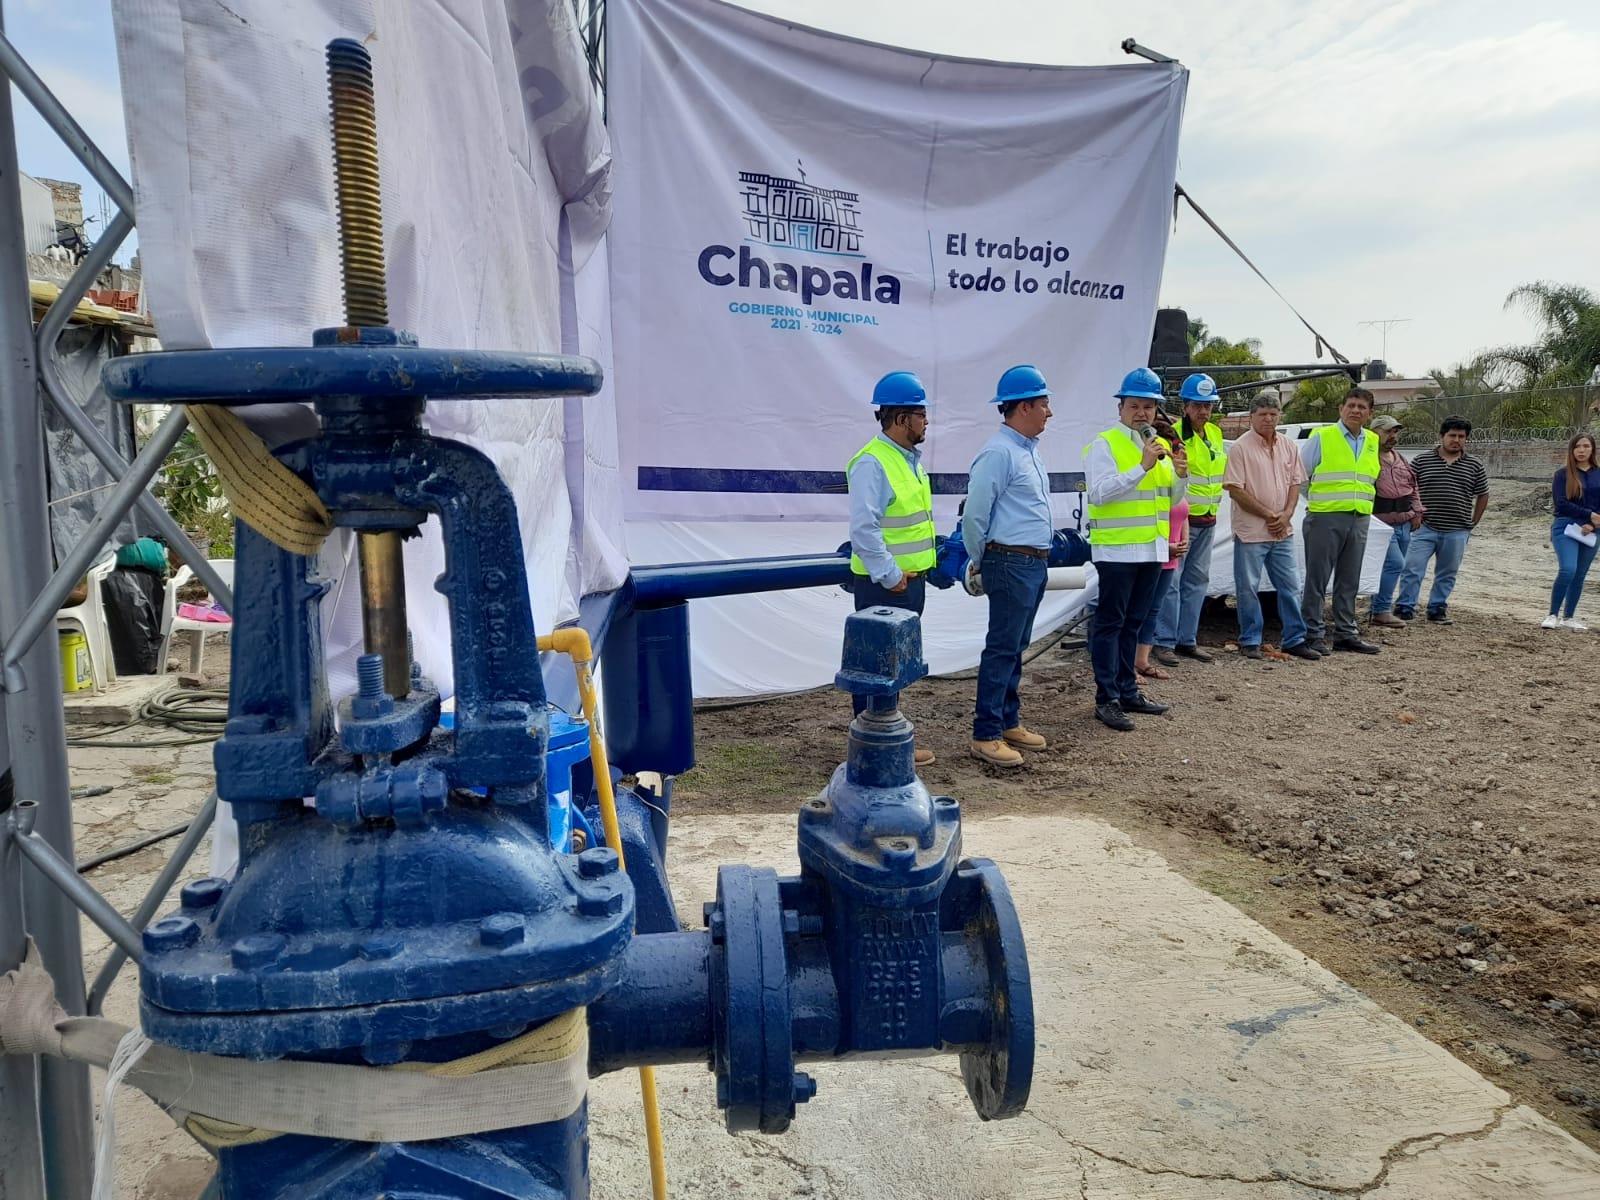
1371, 612, 1406, 628
914, 746, 936, 768
971, 739, 1024, 768
1002, 726, 1048, 750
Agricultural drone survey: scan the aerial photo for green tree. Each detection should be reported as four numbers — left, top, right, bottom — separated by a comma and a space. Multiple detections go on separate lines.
1477, 282, 1600, 427
1282, 375, 1347, 424
1192, 333, 1265, 395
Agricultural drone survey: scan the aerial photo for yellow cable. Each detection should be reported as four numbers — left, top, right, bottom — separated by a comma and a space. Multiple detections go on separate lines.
539, 629, 670, 1200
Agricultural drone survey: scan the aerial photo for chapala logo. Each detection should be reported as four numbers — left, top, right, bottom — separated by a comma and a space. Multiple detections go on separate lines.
698, 161, 902, 308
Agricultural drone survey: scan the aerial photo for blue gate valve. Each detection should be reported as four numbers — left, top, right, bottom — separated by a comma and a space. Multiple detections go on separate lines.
587, 606, 1034, 1133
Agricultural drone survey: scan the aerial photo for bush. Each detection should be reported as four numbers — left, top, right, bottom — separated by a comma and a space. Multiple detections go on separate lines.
153, 428, 235, 561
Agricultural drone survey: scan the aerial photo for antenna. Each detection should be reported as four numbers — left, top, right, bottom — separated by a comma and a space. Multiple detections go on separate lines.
1357, 318, 1410, 361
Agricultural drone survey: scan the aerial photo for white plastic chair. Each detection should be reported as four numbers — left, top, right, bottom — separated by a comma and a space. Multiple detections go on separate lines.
159, 559, 234, 675
55, 555, 117, 693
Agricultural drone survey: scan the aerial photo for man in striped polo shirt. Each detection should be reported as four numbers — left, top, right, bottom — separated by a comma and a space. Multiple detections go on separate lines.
1395, 417, 1489, 624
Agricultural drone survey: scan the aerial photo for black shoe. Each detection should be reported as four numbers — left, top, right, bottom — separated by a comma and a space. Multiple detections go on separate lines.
1095, 702, 1136, 732
1308, 639, 1331, 656
1239, 644, 1264, 660
1283, 642, 1322, 660
1331, 637, 1381, 654
1427, 610, 1453, 625
1393, 607, 1415, 621
1151, 646, 1180, 667
1121, 692, 1171, 715
1174, 644, 1214, 663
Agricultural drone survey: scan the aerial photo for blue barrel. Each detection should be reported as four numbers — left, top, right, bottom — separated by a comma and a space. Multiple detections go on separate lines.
438, 708, 589, 852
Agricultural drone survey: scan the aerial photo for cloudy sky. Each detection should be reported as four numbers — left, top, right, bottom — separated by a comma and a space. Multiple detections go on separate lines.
9, 0, 1597, 376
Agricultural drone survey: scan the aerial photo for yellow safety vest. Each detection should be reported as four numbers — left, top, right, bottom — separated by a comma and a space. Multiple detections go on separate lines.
847, 437, 936, 576
1084, 428, 1172, 546
1184, 422, 1227, 518
1306, 424, 1379, 514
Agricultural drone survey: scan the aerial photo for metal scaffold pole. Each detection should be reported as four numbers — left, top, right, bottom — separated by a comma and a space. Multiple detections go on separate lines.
0, 3, 96, 1193
0, 706, 48, 1200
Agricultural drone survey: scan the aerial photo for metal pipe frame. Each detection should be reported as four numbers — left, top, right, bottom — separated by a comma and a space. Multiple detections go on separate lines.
1153, 362, 1366, 376
0, 409, 188, 690
10, 802, 146, 963
33, 210, 233, 613
0, 7, 95, 1188
87, 791, 217, 1016
1, 754, 49, 1199
0, 30, 133, 213
0, 11, 231, 1196
1214, 368, 1362, 398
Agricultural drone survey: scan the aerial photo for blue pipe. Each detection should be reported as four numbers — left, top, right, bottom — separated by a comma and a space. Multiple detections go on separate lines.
629, 552, 849, 607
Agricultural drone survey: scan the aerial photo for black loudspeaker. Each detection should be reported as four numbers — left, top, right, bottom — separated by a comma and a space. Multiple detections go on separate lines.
1149, 308, 1190, 369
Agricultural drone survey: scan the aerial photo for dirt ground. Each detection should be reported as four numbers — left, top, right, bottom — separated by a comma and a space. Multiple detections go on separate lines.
675, 495, 1600, 1150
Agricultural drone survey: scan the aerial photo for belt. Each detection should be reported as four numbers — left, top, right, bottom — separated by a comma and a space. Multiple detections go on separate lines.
985, 542, 1049, 559
1371, 495, 1413, 515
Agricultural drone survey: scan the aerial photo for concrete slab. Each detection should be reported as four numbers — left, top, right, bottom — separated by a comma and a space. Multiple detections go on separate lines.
63, 673, 178, 725
588, 813, 1600, 1198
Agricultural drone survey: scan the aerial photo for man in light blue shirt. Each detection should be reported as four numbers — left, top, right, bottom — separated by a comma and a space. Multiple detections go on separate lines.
962, 365, 1054, 768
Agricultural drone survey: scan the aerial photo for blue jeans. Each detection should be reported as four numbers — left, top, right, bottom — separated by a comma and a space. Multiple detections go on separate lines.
1232, 538, 1309, 649
973, 551, 1048, 740
1371, 523, 1413, 615
1090, 560, 1163, 706
1397, 526, 1471, 615
1154, 520, 1216, 649
1549, 520, 1599, 618
850, 574, 926, 715
1140, 567, 1178, 646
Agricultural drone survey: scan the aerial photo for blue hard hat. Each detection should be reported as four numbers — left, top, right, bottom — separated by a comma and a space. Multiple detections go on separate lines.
1179, 373, 1219, 403
992, 364, 1049, 405
1115, 367, 1164, 401
873, 370, 928, 408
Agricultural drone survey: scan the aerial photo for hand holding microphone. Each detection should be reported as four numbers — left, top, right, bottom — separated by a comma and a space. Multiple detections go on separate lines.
1138, 424, 1166, 471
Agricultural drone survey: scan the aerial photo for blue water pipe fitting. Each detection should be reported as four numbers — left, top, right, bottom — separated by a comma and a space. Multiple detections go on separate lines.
106, 337, 1032, 1200
105, 321, 1034, 1197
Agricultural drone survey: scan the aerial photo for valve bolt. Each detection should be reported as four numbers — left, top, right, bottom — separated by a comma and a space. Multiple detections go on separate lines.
180, 877, 227, 909
479, 912, 525, 948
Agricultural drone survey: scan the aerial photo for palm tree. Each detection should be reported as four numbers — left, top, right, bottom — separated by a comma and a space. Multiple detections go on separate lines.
1477, 282, 1600, 427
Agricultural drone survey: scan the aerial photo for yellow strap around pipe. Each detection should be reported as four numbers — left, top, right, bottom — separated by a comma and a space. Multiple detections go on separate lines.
539, 628, 670, 1200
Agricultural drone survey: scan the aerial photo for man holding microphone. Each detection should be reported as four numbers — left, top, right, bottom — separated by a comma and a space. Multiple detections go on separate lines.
1083, 368, 1188, 731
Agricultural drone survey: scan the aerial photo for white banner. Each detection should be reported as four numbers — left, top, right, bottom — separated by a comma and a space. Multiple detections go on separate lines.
609, 0, 1187, 528
607, 0, 1187, 697
114, 0, 624, 704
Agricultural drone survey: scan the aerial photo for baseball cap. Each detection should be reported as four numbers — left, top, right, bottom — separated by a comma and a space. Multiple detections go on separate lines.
1370, 415, 1403, 431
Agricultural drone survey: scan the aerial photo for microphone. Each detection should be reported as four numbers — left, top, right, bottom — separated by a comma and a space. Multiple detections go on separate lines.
1139, 424, 1158, 441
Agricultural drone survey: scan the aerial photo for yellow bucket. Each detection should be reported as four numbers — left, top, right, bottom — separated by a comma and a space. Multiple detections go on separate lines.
59, 630, 93, 693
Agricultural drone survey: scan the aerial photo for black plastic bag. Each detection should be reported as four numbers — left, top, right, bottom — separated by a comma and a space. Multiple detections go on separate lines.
101, 566, 165, 675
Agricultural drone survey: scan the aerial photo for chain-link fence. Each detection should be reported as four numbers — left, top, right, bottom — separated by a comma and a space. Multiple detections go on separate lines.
1391, 384, 1598, 445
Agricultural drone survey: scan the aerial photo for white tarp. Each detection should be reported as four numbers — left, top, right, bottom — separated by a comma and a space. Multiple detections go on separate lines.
608, 0, 1187, 696
112, 0, 625, 703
